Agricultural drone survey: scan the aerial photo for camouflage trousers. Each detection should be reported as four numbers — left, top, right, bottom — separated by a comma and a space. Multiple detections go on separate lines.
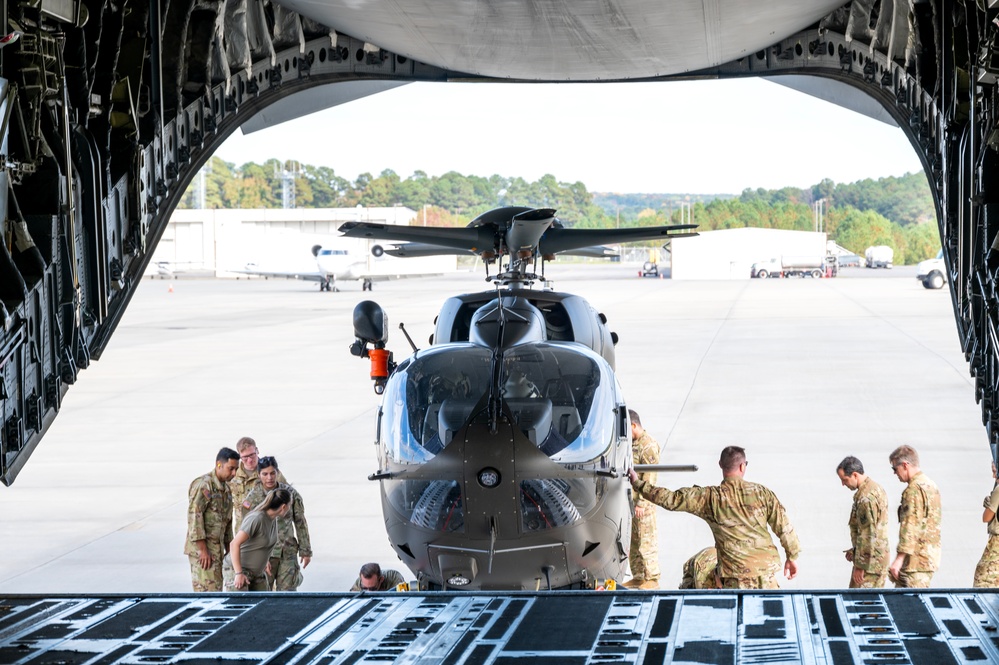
221, 554, 269, 591
974, 535, 999, 587
720, 575, 780, 590
268, 554, 304, 591
188, 554, 224, 592
849, 570, 887, 589
894, 570, 934, 588
629, 509, 659, 583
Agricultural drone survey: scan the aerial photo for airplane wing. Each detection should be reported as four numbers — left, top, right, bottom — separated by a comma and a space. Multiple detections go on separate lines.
376, 242, 476, 258
231, 264, 328, 283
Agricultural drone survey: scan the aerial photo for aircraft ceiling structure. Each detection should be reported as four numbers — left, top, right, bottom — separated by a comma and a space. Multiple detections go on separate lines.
0, 0, 995, 485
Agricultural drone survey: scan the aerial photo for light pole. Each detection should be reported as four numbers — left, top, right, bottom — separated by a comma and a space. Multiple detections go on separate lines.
813, 198, 825, 233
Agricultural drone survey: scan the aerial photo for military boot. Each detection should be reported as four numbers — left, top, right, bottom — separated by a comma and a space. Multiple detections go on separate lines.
621, 578, 644, 589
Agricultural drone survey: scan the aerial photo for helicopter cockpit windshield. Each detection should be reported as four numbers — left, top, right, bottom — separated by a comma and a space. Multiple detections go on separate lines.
499, 344, 616, 463
382, 343, 616, 465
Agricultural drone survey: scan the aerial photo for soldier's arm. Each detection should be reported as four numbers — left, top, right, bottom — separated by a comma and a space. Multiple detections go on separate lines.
896, 486, 924, 555
851, 496, 878, 571
188, 481, 209, 543
293, 491, 313, 558
767, 492, 801, 561
634, 480, 707, 515
984, 486, 999, 522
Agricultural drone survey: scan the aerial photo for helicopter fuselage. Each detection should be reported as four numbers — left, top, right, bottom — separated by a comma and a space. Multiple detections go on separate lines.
366, 288, 634, 590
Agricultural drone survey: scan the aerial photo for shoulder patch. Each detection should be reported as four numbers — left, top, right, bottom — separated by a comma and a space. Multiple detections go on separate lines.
202, 488, 212, 500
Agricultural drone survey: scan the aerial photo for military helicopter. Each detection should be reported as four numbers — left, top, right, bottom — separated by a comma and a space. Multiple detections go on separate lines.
341, 206, 696, 590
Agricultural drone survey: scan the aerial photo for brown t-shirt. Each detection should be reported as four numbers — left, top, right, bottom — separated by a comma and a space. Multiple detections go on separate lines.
238, 511, 278, 575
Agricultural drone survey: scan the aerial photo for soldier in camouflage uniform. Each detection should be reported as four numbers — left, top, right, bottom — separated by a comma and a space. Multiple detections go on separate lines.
629, 445, 800, 589
243, 456, 312, 591
888, 445, 941, 588
624, 410, 660, 590
230, 437, 261, 532
679, 547, 719, 589
836, 456, 889, 588
231, 436, 287, 532
350, 563, 407, 591
974, 463, 999, 587
184, 448, 240, 591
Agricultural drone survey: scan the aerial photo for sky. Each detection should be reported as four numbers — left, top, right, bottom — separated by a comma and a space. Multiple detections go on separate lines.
212, 78, 926, 196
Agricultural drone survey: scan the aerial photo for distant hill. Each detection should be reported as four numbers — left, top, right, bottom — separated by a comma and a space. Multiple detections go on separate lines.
592, 193, 735, 224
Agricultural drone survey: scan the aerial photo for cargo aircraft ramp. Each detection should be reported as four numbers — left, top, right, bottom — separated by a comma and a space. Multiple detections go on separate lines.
2, 590, 998, 664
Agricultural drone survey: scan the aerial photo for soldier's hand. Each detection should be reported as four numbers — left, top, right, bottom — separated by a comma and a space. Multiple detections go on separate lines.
852, 567, 865, 586
844, 549, 854, 562
301, 555, 312, 569
634, 504, 647, 518
198, 550, 213, 570
784, 559, 798, 580
627, 468, 638, 483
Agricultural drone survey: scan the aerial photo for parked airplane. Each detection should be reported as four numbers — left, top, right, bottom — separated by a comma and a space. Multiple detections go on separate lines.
236, 239, 456, 291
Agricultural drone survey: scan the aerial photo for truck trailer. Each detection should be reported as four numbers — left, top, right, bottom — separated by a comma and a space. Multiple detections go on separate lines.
865, 245, 894, 268
751, 255, 829, 278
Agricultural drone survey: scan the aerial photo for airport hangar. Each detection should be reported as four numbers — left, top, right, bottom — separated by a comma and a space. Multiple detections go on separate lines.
3, 1, 999, 663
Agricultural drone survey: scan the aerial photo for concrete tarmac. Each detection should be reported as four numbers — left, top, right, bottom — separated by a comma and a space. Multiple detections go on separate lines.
0, 264, 986, 592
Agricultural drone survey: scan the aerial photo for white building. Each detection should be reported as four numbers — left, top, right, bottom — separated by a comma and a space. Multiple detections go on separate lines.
670, 228, 828, 280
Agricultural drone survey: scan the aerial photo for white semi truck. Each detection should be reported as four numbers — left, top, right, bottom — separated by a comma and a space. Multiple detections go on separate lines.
865, 245, 894, 268
751, 255, 829, 278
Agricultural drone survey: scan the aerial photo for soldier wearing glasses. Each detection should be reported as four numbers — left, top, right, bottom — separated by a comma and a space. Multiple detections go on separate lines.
231, 437, 286, 531
888, 445, 941, 588
350, 563, 406, 592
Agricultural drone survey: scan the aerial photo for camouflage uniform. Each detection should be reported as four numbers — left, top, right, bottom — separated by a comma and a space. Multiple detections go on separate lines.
184, 470, 233, 592
847, 476, 890, 588
679, 547, 718, 589
634, 476, 800, 589
232, 466, 287, 532
973, 485, 999, 587
244, 481, 312, 591
630, 430, 660, 584
350, 568, 407, 591
895, 471, 941, 588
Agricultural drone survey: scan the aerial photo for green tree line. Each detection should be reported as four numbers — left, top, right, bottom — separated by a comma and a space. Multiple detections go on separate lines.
178, 158, 939, 264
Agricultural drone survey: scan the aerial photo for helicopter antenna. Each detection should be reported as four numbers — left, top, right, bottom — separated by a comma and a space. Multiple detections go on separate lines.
485, 290, 508, 434
398, 322, 418, 353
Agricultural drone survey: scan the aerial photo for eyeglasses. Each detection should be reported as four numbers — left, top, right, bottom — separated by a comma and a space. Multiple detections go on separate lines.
240, 451, 258, 460
259, 456, 277, 469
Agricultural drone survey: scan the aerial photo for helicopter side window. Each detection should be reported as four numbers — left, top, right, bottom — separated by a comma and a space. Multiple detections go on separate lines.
386, 346, 492, 463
